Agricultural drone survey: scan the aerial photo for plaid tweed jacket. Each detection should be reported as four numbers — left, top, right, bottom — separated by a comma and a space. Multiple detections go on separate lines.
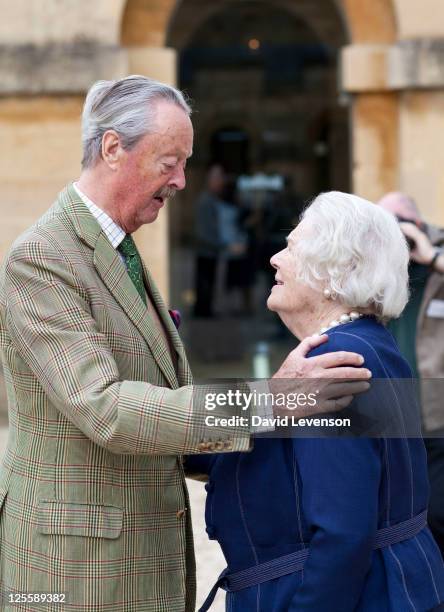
0, 184, 250, 611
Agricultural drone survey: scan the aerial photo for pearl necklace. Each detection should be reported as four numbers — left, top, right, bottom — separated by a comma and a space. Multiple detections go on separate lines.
318, 311, 362, 335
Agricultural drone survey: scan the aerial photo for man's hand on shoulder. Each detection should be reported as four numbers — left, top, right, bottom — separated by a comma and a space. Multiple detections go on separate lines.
271, 334, 371, 416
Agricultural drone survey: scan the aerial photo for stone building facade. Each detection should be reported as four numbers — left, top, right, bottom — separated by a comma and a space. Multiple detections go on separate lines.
1, 0, 444, 295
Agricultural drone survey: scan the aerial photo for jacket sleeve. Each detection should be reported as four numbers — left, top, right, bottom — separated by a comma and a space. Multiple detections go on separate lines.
289, 436, 382, 611
2, 240, 251, 456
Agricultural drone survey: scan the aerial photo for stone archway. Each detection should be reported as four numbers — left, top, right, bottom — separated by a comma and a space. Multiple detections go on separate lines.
121, 0, 444, 281
118, 0, 402, 298
120, 0, 400, 203
161, 0, 353, 328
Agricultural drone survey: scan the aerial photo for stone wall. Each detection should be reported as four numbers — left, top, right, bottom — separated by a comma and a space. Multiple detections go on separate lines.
1, 0, 444, 292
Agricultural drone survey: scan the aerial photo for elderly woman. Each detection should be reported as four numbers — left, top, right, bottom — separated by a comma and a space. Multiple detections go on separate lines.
189, 191, 444, 612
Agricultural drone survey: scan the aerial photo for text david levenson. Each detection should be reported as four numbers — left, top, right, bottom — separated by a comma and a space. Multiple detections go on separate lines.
205, 415, 351, 428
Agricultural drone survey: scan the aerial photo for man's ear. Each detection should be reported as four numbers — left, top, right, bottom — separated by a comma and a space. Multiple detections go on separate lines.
102, 130, 124, 170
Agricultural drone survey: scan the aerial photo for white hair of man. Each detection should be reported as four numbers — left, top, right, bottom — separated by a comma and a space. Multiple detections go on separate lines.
294, 191, 409, 320
81, 74, 192, 169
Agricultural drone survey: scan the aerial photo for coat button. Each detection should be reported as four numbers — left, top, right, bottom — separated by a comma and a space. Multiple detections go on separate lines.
176, 508, 187, 519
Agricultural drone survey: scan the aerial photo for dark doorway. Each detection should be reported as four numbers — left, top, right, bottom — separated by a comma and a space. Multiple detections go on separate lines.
167, 0, 350, 378
211, 127, 250, 174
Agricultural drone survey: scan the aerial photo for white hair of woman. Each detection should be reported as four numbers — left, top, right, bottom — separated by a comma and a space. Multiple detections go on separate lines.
81, 74, 192, 169
295, 191, 409, 320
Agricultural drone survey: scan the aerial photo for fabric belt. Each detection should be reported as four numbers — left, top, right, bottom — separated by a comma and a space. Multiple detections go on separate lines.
199, 510, 427, 612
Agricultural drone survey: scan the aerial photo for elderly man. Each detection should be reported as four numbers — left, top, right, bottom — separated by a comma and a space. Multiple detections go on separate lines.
379, 191, 444, 558
0, 75, 369, 611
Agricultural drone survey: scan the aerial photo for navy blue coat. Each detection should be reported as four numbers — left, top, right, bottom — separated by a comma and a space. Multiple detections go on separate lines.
188, 318, 444, 611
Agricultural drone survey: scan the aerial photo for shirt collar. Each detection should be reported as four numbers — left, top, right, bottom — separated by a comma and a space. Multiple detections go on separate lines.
73, 182, 126, 249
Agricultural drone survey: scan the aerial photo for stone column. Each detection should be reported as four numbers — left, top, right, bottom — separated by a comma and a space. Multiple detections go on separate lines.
390, 39, 444, 225
341, 44, 399, 203
0, 43, 128, 261
399, 90, 444, 225
0, 96, 84, 257
127, 46, 178, 304
341, 39, 444, 225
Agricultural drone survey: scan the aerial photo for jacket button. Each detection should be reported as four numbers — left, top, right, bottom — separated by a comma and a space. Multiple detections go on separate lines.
176, 508, 187, 519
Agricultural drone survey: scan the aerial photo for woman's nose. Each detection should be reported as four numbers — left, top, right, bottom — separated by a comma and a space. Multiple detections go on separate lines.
270, 253, 279, 270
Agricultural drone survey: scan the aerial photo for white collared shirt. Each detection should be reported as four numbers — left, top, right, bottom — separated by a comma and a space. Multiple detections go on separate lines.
73, 182, 126, 250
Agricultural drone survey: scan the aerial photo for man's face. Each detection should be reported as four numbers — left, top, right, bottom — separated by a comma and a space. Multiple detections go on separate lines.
115, 100, 193, 233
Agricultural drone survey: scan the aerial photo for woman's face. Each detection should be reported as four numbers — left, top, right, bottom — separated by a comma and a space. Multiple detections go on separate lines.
267, 222, 319, 319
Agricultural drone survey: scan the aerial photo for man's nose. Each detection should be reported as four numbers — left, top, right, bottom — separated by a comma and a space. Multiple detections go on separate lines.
170, 165, 186, 191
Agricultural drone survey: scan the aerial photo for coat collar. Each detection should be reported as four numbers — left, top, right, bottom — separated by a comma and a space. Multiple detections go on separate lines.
59, 182, 103, 250
58, 183, 191, 388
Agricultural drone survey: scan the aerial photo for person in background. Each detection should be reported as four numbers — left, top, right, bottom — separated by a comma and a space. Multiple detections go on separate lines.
193, 165, 227, 317
379, 191, 444, 558
218, 177, 252, 315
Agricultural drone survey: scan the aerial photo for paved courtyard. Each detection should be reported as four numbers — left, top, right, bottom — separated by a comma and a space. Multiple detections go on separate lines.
0, 425, 226, 612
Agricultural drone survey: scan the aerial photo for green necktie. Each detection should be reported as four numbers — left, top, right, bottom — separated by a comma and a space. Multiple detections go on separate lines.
118, 234, 147, 306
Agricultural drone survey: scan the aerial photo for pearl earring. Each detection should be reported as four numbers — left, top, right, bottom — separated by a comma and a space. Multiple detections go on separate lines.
323, 288, 332, 299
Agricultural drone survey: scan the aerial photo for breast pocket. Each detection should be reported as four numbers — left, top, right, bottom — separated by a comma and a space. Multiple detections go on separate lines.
36, 500, 123, 539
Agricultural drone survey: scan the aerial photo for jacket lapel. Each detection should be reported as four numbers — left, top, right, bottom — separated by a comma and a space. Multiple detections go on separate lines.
141, 262, 193, 385
60, 184, 180, 389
